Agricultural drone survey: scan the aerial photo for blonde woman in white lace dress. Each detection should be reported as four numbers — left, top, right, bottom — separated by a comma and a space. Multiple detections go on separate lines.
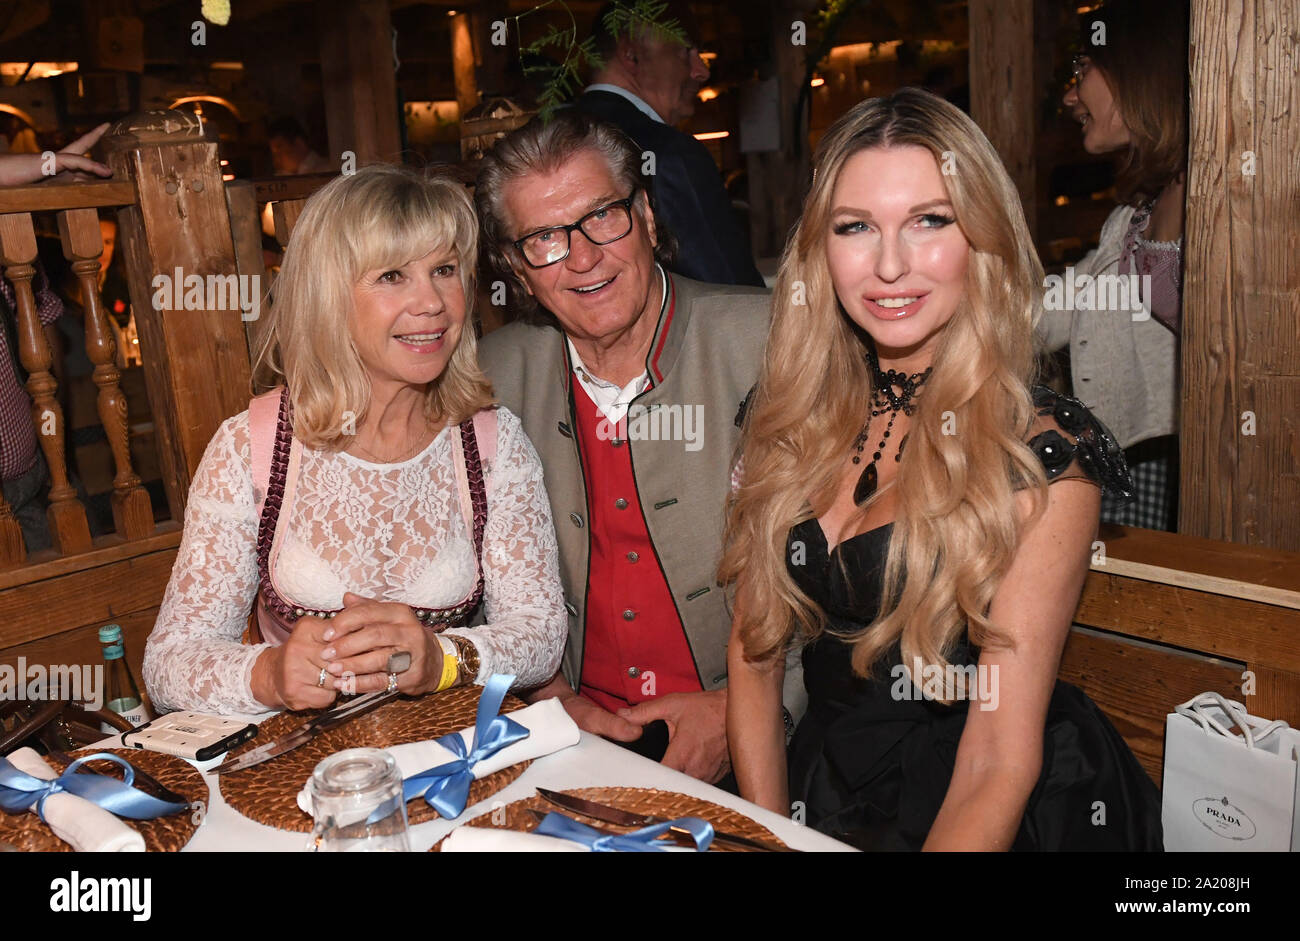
144, 165, 566, 715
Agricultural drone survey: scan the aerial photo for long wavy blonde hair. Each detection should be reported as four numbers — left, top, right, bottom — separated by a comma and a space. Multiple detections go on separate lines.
251, 164, 494, 449
719, 88, 1048, 692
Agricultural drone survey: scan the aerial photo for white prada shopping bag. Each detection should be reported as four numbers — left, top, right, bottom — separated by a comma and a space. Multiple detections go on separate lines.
1161, 692, 1300, 851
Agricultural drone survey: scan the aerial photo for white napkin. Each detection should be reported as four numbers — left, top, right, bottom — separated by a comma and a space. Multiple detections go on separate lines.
296, 696, 580, 816
440, 826, 588, 853
7, 748, 145, 853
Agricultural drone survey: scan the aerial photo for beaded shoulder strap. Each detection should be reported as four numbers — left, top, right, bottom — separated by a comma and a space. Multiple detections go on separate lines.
254, 388, 299, 627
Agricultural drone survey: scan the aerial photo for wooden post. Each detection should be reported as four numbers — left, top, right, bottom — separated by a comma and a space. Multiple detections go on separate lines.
471, 1, 511, 97
0, 496, 22, 568
223, 180, 269, 297
224, 180, 270, 363
104, 111, 252, 521
318, 0, 401, 167
56, 208, 154, 542
1181, 0, 1300, 549
271, 199, 308, 249
0, 214, 93, 557
450, 11, 478, 119
968, 0, 1037, 239
745, 0, 815, 262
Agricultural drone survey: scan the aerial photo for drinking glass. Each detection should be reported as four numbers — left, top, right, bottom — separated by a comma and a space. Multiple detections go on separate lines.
307, 748, 411, 852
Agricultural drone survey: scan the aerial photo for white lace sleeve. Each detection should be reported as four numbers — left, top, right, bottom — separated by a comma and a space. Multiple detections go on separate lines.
143, 412, 271, 715
445, 408, 566, 689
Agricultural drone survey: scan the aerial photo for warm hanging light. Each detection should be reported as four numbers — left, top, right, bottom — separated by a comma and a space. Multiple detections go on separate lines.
202, 0, 231, 26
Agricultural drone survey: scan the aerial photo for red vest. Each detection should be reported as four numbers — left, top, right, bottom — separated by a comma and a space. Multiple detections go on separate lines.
571, 375, 703, 711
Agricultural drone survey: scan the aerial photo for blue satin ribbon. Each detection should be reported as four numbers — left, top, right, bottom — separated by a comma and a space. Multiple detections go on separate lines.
402, 673, 529, 819
0, 752, 190, 822
534, 810, 715, 852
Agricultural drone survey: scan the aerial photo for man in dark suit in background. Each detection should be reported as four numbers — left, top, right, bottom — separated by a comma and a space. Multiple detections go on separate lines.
572, 2, 765, 288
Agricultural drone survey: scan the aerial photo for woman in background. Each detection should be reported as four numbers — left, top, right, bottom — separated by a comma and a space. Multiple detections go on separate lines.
1043, 0, 1188, 531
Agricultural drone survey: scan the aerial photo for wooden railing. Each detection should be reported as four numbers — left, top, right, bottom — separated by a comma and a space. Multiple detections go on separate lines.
0, 110, 257, 686
0, 175, 182, 691
0, 180, 154, 565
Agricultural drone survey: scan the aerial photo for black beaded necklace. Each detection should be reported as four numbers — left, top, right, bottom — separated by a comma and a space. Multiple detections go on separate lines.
852, 343, 932, 506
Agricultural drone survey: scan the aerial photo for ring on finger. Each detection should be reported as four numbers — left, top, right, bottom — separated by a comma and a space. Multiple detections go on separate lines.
385, 672, 399, 694
386, 650, 411, 674
317, 666, 329, 688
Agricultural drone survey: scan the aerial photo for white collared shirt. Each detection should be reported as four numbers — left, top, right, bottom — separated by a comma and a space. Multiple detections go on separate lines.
566, 266, 667, 424
584, 83, 665, 124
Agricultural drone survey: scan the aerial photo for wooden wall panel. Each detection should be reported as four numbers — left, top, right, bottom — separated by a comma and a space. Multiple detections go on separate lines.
1248, 664, 1300, 731
1076, 571, 1300, 674
1182, 0, 1300, 548
1059, 627, 1244, 786
0, 548, 177, 650
0, 608, 159, 710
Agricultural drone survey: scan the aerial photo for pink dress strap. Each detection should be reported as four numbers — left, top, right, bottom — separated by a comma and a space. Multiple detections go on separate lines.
248, 389, 283, 516
472, 407, 497, 468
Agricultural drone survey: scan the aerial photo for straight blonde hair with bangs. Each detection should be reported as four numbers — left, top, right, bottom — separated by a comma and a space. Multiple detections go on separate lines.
719, 88, 1049, 696
251, 164, 494, 449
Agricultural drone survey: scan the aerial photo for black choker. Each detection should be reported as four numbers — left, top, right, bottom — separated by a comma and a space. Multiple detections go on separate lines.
851, 344, 932, 506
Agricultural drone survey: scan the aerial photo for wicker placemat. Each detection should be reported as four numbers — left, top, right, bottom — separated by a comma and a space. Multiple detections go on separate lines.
432, 786, 787, 852
0, 748, 208, 852
219, 685, 531, 832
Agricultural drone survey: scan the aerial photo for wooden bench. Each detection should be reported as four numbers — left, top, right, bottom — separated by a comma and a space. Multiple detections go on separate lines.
1060, 524, 1300, 786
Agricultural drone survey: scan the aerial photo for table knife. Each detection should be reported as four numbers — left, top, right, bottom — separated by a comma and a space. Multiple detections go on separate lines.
535, 787, 796, 852
212, 688, 399, 775
523, 807, 689, 847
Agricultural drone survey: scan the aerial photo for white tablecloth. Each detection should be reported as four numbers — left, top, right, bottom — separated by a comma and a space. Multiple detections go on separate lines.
100, 727, 855, 852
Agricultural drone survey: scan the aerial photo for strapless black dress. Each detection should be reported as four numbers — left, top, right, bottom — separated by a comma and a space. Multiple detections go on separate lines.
785, 387, 1164, 851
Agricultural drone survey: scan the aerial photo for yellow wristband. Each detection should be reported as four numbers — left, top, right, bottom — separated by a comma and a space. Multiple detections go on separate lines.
434, 635, 459, 692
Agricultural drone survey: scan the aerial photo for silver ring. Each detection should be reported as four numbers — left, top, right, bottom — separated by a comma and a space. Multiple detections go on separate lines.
317, 666, 329, 688
386, 650, 412, 674
385, 672, 399, 694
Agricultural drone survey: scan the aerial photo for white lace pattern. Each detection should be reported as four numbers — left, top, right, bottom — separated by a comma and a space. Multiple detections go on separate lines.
143, 406, 566, 714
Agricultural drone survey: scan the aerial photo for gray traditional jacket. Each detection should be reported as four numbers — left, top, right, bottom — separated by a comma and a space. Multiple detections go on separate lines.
478, 272, 807, 720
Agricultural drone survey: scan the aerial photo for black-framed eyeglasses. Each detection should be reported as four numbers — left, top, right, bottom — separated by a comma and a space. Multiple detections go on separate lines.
511, 191, 639, 269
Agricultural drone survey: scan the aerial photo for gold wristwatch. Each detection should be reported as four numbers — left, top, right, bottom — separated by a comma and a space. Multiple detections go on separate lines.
446, 633, 481, 686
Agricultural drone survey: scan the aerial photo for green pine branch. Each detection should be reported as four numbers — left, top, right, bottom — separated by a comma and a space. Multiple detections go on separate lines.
513, 0, 689, 122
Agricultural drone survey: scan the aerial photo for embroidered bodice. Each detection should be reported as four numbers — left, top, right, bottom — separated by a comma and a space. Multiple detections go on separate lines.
143, 406, 566, 714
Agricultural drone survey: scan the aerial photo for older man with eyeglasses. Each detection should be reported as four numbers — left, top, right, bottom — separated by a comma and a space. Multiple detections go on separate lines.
475, 110, 804, 786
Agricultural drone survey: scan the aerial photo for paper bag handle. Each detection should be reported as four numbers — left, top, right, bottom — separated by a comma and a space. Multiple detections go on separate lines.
1175, 692, 1290, 749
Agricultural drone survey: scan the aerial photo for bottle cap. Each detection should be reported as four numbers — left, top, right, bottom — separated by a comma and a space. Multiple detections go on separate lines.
98, 624, 123, 644
102, 643, 124, 660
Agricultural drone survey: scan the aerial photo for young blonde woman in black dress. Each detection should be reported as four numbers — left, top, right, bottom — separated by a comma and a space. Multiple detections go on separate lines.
722, 89, 1162, 851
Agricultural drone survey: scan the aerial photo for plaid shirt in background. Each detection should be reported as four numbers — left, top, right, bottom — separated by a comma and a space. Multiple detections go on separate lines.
0, 264, 64, 480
